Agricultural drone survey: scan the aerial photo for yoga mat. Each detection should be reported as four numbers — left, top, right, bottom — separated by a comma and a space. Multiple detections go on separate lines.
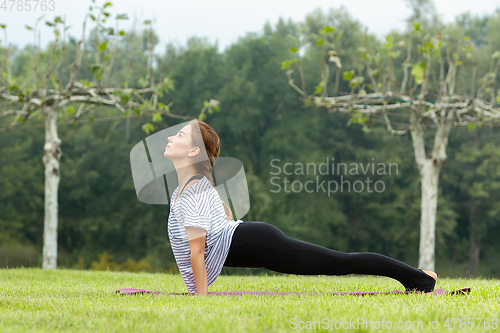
113, 287, 471, 296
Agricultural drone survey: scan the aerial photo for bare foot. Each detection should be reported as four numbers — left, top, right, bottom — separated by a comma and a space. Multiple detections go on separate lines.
422, 270, 438, 295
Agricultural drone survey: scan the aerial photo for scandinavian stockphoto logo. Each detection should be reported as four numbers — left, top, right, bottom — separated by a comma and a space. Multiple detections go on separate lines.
129, 120, 250, 222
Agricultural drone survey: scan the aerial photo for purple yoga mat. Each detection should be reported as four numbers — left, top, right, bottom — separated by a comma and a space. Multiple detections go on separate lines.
113, 287, 471, 296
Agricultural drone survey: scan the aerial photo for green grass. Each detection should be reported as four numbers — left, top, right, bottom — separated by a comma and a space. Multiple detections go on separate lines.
0, 268, 498, 332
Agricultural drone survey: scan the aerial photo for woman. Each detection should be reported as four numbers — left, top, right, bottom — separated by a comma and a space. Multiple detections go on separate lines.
164, 120, 437, 296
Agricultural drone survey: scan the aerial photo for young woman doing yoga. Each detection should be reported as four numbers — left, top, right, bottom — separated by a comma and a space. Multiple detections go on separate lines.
163, 120, 437, 296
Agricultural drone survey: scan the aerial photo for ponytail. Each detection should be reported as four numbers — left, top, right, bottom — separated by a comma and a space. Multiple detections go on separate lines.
204, 170, 233, 221
189, 121, 233, 221
198, 171, 233, 220
218, 195, 233, 221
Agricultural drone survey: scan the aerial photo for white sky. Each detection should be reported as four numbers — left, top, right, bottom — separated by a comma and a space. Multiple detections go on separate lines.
0, 0, 498, 54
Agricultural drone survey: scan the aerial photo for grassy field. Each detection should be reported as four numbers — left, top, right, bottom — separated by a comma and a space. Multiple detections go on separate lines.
0, 268, 498, 332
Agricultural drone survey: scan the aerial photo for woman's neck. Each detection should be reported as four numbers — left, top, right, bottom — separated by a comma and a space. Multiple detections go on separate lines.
177, 170, 201, 190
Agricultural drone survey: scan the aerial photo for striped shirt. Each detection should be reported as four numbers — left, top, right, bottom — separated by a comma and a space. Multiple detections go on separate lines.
167, 176, 244, 293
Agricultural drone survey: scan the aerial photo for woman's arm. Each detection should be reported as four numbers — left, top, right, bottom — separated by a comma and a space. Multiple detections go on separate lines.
186, 226, 208, 296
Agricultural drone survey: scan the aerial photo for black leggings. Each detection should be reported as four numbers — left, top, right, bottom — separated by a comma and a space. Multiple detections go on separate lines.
223, 221, 436, 293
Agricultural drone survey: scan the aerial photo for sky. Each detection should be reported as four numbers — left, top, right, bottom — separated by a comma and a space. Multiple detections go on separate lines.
0, 0, 498, 55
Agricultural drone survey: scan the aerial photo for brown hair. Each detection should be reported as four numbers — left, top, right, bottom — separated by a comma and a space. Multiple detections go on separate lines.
188, 120, 232, 220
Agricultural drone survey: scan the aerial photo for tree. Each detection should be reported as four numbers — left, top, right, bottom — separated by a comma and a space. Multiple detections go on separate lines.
453, 133, 500, 277
0, 0, 220, 270
403, 0, 441, 32
281, 20, 500, 271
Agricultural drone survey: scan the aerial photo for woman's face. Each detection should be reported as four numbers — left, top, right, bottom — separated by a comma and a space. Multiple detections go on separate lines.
164, 125, 196, 160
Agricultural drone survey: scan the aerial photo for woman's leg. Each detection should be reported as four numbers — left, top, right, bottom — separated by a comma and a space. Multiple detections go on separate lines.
223, 221, 436, 292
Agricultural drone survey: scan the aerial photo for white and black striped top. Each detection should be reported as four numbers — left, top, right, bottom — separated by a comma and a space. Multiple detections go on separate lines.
167, 176, 244, 293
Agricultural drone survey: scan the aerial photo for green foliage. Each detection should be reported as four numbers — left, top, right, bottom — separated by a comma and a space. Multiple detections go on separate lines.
162, 77, 175, 92
411, 62, 425, 85
313, 81, 323, 95
112, 89, 131, 104
280, 59, 298, 70
137, 76, 149, 88
349, 76, 364, 88
90, 64, 104, 80
343, 70, 355, 81
319, 25, 336, 34
151, 112, 162, 123
1, 7, 500, 278
115, 14, 129, 20
50, 76, 59, 90
141, 122, 154, 135
90, 251, 153, 272
385, 34, 394, 47
98, 41, 107, 51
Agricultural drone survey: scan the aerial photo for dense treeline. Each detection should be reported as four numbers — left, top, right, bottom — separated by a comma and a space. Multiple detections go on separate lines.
0, 6, 499, 278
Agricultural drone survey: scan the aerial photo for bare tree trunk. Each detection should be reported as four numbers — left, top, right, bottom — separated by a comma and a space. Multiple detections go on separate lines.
41, 105, 63, 270
418, 158, 441, 271
410, 108, 454, 271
